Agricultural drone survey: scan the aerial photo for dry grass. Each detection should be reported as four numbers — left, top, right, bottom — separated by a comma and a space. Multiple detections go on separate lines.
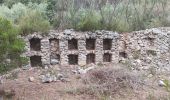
65, 65, 144, 99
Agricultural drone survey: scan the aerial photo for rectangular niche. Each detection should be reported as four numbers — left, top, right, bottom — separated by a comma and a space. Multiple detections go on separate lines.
86, 38, 96, 50
50, 38, 59, 52
29, 38, 41, 51
86, 53, 95, 64
103, 39, 112, 50
50, 54, 60, 65
103, 53, 112, 62
119, 52, 127, 58
30, 56, 42, 67
68, 39, 78, 50
68, 54, 78, 65
145, 37, 155, 46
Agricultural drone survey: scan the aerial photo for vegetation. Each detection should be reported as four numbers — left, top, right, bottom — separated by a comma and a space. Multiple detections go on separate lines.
0, 17, 26, 74
64, 65, 144, 99
0, 0, 169, 32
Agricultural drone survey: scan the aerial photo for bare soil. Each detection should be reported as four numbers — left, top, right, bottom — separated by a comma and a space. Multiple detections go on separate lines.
0, 64, 170, 100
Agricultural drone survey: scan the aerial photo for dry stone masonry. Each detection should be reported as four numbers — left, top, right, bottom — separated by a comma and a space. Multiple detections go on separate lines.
23, 29, 119, 67
23, 27, 170, 71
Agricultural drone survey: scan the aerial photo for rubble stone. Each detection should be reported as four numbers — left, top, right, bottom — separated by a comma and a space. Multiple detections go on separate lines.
23, 27, 170, 71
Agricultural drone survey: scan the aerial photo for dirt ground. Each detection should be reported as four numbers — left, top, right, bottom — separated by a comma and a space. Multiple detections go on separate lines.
0, 64, 170, 100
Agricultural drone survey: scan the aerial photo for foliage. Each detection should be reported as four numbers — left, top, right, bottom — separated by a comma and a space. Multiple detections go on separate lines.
18, 10, 50, 35
73, 9, 101, 31
3, 0, 47, 7
65, 65, 143, 99
45, 0, 170, 32
0, 17, 26, 74
0, 0, 170, 32
163, 79, 170, 92
0, 3, 50, 34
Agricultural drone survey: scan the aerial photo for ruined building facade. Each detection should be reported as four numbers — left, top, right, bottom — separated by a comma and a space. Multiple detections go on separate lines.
23, 27, 170, 71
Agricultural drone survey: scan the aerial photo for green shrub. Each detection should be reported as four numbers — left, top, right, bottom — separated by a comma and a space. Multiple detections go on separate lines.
0, 17, 26, 74
45, 0, 169, 32
75, 9, 101, 31
3, 0, 47, 7
18, 10, 50, 35
1, 0, 169, 33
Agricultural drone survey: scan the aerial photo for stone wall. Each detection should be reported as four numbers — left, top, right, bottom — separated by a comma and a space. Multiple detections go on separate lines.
23, 30, 119, 67
23, 27, 170, 71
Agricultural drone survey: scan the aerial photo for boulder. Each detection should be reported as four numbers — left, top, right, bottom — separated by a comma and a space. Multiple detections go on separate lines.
28, 77, 35, 82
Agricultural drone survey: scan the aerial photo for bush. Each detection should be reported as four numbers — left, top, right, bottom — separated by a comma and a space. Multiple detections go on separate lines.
46, 0, 170, 32
18, 10, 50, 35
82, 66, 143, 96
0, 17, 26, 74
75, 9, 101, 31
3, 0, 47, 7
0, 3, 50, 35
0, 3, 27, 23
1, 0, 169, 33
63, 65, 143, 99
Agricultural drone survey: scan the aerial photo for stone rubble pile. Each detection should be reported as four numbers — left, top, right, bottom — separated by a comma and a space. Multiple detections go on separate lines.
40, 73, 69, 83
119, 28, 170, 72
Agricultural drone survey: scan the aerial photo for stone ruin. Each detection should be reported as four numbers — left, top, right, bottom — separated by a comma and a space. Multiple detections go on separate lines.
23, 27, 170, 71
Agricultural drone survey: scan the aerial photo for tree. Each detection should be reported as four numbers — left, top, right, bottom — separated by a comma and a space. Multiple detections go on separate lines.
0, 0, 4, 4
0, 17, 26, 74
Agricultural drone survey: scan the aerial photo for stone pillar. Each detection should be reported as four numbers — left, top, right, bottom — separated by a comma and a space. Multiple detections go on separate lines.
41, 38, 50, 66
78, 39, 86, 66
60, 39, 68, 65
96, 38, 103, 64
111, 38, 119, 63
23, 38, 31, 67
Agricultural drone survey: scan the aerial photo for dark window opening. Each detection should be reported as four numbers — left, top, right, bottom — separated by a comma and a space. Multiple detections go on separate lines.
68, 54, 78, 65
145, 37, 155, 46
50, 38, 59, 52
30, 56, 42, 67
119, 52, 127, 58
30, 38, 41, 51
86, 53, 95, 64
86, 39, 96, 50
103, 53, 112, 62
103, 39, 112, 50
68, 39, 78, 50
50, 54, 60, 65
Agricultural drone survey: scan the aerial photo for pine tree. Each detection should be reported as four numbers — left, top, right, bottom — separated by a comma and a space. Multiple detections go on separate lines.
0, 17, 26, 74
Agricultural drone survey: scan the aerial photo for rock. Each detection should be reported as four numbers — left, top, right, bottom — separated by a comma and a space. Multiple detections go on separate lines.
147, 74, 153, 78
136, 59, 141, 64
51, 59, 59, 65
42, 77, 53, 83
60, 78, 70, 82
158, 80, 166, 87
57, 73, 63, 80
78, 69, 86, 74
53, 76, 57, 82
46, 73, 51, 77
0, 79, 3, 84
78, 67, 95, 74
44, 66, 49, 69
84, 66, 95, 72
41, 73, 58, 83
72, 70, 78, 74
28, 77, 35, 82
6, 59, 11, 63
